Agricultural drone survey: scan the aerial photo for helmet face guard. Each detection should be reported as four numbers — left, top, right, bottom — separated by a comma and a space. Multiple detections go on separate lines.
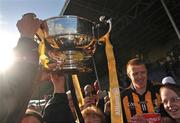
37, 16, 97, 73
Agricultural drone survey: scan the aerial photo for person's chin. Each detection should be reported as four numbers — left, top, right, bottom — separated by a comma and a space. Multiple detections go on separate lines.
170, 112, 180, 119
137, 84, 145, 89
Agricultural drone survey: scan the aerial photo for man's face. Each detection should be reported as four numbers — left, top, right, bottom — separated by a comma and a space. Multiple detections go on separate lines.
127, 64, 147, 90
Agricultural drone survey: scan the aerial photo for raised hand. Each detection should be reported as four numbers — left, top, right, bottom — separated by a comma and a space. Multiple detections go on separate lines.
16, 13, 42, 38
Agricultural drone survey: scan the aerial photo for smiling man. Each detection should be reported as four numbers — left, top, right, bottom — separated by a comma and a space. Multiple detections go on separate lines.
121, 58, 162, 123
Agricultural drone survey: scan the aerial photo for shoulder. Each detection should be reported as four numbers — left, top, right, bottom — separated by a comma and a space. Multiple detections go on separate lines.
47, 93, 68, 105
149, 81, 162, 90
121, 86, 132, 98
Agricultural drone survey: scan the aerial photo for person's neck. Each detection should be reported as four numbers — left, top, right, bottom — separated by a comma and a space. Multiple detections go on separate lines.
134, 86, 147, 95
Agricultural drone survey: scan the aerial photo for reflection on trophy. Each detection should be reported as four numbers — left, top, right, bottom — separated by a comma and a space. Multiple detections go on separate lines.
36, 15, 110, 73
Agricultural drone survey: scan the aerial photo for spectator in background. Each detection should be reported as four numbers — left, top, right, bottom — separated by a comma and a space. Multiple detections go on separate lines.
83, 84, 97, 109
81, 106, 105, 123
84, 84, 94, 98
93, 80, 99, 92
160, 83, 180, 123
121, 58, 162, 122
162, 76, 176, 84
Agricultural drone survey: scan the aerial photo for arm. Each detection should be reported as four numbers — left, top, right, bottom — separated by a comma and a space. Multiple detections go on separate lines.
0, 13, 41, 123
43, 72, 75, 123
43, 93, 75, 123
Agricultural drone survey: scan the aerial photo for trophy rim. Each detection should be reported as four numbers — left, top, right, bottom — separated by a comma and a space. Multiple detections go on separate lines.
44, 15, 95, 24
38, 15, 99, 73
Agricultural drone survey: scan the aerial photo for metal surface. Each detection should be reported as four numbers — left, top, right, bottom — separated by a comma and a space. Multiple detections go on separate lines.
41, 16, 97, 72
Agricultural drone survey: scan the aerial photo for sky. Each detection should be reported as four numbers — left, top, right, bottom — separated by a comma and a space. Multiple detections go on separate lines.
0, 0, 66, 71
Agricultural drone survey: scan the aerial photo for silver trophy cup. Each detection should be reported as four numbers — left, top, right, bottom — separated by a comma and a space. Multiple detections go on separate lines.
37, 15, 110, 73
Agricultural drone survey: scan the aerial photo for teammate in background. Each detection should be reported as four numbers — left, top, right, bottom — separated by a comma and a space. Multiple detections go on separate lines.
121, 58, 162, 122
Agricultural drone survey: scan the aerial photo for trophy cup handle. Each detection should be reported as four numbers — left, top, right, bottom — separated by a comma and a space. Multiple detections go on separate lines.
99, 16, 112, 34
97, 16, 112, 45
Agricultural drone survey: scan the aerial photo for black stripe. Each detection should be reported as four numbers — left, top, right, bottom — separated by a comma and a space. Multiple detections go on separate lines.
148, 81, 157, 112
127, 92, 136, 117
139, 95, 148, 113
150, 86, 157, 109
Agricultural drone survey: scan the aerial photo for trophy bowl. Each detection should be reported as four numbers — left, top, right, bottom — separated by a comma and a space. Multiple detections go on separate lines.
39, 15, 97, 72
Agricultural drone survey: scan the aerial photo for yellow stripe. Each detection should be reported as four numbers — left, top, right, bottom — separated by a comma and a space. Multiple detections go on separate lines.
100, 34, 124, 123
72, 74, 84, 107
132, 93, 142, 115
123, 96, 131, 122
37, 28, 49, 68
145, 91, 154, 113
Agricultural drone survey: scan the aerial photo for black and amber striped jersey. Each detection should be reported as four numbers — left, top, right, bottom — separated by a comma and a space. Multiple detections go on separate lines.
121, 81, 162, 123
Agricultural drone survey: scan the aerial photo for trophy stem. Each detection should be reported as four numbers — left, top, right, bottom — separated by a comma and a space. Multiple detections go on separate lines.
92, 56, 102, 90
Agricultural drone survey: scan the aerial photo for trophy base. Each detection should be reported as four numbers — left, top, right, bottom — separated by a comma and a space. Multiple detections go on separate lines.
46, 50, 92, 73
45, 60, 92, 73
50, 64, 92, 73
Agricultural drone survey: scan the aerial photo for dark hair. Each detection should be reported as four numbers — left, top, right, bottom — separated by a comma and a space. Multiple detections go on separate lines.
160, 83, 180, 96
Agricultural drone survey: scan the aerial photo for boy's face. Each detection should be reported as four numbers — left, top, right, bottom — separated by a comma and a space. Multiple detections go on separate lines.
127, 64, 147, 90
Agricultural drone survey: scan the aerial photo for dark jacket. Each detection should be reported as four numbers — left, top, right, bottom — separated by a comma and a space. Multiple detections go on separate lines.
43, 93, 75, 123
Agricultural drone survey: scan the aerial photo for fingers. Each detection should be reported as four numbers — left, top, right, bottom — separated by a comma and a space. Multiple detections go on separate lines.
84, 97, 96, 107
22, 13, 36, 19
16, 13, 42, 38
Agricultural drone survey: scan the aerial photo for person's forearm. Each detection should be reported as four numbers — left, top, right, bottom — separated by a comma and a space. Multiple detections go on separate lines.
54, 86, 65, 93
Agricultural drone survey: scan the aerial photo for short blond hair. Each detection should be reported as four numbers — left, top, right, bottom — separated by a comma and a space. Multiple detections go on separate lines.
126, 58, 146, 73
